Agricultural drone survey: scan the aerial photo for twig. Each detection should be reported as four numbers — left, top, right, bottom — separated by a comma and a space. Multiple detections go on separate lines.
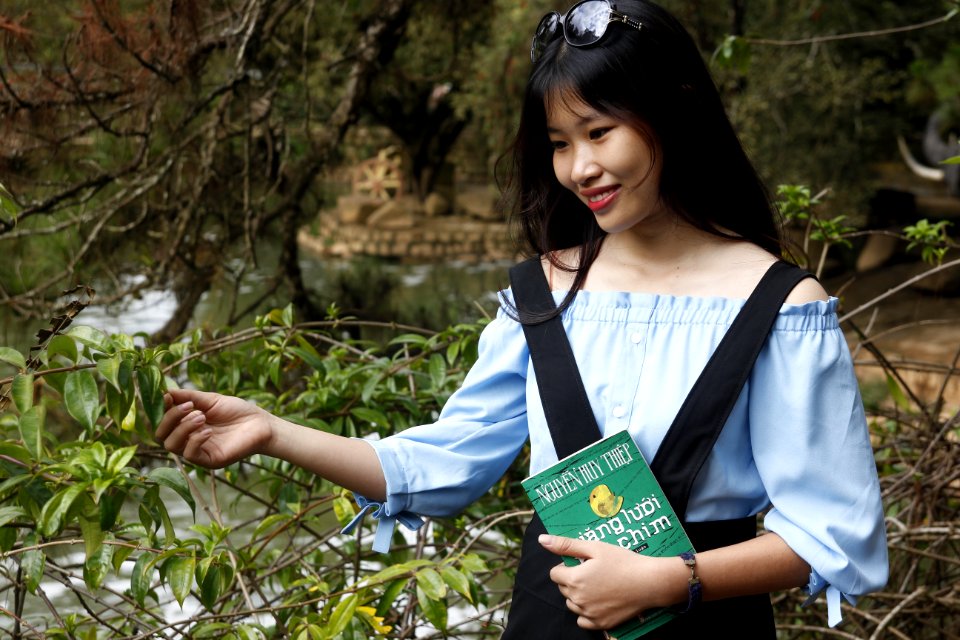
744, 11, 956, 46
868, 586, 927, 640
838, 258, 960, 324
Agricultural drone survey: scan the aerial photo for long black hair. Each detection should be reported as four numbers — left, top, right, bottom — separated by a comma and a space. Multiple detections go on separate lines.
499, 0, 783, 305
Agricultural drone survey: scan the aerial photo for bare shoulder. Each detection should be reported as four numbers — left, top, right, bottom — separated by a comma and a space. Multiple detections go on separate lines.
729, 244, 829, 303
785, 275, 830, 304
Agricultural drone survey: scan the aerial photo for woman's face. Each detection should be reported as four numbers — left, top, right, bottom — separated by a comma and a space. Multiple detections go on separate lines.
546, 95, 668, 235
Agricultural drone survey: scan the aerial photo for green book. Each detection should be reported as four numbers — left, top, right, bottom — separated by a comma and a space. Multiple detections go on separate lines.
520, 429, 694, 639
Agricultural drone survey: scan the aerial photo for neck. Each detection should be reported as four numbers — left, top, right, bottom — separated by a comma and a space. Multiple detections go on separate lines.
602, 214, 713, 271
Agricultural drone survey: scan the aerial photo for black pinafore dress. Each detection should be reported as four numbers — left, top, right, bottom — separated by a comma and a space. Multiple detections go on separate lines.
501, 258, 811, 639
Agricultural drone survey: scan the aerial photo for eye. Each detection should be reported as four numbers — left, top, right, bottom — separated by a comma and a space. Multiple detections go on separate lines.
589, 127, 611, 140
550, 139, 568, 151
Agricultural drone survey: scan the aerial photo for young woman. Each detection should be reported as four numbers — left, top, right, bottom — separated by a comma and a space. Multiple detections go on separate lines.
156, 1, 888, 637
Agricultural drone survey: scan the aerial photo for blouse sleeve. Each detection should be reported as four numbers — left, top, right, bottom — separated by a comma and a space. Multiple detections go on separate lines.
749, 302, 888, 626
362, 306, 531, 519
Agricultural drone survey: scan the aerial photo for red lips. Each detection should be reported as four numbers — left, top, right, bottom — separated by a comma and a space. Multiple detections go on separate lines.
580, 186, 620, 212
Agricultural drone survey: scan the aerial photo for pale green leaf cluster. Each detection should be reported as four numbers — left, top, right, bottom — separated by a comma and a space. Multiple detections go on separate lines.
0, 307, 515, 638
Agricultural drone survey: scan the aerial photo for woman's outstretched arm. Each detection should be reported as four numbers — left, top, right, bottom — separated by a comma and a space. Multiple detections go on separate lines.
156, 387, 387, 500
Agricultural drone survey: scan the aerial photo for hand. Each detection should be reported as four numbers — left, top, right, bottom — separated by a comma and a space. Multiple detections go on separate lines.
541, 535, 684, 631
155, 388, 273, 469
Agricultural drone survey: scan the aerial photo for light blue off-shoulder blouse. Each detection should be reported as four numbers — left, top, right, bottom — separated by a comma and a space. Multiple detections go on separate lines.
354, 288, 889, 626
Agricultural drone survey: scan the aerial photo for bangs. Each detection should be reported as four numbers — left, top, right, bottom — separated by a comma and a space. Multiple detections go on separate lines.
529, 39, 656, 136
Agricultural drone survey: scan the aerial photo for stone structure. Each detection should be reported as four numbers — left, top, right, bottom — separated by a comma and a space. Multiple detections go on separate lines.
303, 146, 515, 262
299, 184, 515, 263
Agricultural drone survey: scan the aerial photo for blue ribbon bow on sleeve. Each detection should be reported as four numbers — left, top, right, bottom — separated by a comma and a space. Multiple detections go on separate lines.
340, 494, 425, 553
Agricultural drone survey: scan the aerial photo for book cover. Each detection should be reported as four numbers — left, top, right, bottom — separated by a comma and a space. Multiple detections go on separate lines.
520, 429, 694, 639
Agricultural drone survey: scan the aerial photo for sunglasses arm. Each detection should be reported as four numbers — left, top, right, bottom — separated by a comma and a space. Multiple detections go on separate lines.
609, 12, 642, 30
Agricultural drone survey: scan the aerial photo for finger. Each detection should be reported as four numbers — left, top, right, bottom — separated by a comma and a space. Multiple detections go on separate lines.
539, 534, 596, 560
576, 616, 601, 631
156, 400, 195, 441
565, 598, 584, 616
165, 388, 220, 410
549, 562, 572, 586
160, 410, 206, 455
182, 427, 214, 466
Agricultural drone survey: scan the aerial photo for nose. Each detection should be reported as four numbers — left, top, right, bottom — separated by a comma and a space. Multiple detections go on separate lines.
570, 144, 601, 186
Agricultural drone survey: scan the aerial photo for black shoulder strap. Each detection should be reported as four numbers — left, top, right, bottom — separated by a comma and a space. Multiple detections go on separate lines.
509, 257, 812, 518
649, 261, 810, 518
509, 258, 603, 459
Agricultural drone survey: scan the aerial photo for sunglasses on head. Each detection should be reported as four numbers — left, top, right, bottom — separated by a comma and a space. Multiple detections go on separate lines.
530, 0, 643, 63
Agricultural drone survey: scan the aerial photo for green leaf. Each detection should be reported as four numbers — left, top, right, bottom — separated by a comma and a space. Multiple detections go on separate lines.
885, 374, 912, 411
131, 552, 154, 606
459, 553, 487, 574
446, 340, 461, 366
365, 562, 420, 585
0, 505, 26, 528
415, 567, 447, 600
332, 494, 356, 527
235, 625, 265, 640
137, 364, 166, 428
99, 489, 126, 530
148, 467, 196, 516
195, 555, 214, 591
941, 155, 960, 165
18, 405, 45, 460
252, 513, 292, 539
326, 593, 358, 638
0, 474, 34, 500
199, 564, 223, 609
40, 482, 89, 537
46, 335, 78, 364
349, 406, 389, 429
105, 357, 135, 428
0, 181, 20, 218
428, 353, 446, 389
66, 326, 109, 351
12, 374, 34, 413
0, 527, 16, 552
192, 623, 235, 638
440, 566, 472, 603
91, 478, 113, 504
96, 355, 122, 391
388, 333, 428, 346
22, 533, 45, 594
293, 335, 325, 369
64, 370, 100, 431
376, 578, 408, 617
165, 554, 196, 607
44, 371, 67, 396
78, 511, 105, 560
112, 542, 134, 574
0, 441, 31, 465
416, 584, 447, 630
155, 493, 176, 545
83, 539, 114, 590
0, 346, 26, 370
360, 374, 381, 404
107, 445, 138, 476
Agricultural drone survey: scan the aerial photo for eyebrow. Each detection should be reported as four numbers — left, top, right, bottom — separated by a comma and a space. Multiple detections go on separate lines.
546, 113, 604, 135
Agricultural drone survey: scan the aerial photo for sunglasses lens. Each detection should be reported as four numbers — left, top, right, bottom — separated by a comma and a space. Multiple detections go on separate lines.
565, 0, 609, 46
531, 12, 561, 62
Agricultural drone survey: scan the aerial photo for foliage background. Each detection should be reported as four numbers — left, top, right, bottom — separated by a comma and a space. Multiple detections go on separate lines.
1, 0, 959, 638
